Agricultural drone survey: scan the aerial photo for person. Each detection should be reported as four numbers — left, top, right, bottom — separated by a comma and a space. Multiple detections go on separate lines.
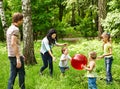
59, 47, 71, 77
82, 51, 97, 89
6, 12, 25, 89
40, 28, 67, 77
99, 32, 113, 84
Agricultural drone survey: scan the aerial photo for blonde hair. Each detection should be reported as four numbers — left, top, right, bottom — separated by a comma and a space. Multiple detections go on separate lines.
101, 32, 111, 42
61, 47, 67, 54
89, 51, 97, 59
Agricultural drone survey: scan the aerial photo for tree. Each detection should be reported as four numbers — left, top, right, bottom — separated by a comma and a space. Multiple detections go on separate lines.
57, 0, 66, 22
22, 0, 37, 65
71, 2, 76, 26
98, 0, 107, 37
0, 0, 7, 39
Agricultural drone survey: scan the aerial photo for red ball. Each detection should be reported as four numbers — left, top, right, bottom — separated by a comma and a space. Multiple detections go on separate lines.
71, 54, 87, 70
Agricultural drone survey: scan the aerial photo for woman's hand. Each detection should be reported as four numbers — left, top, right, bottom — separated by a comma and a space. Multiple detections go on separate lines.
63, 43, 67, 46
52, 56, 56, 62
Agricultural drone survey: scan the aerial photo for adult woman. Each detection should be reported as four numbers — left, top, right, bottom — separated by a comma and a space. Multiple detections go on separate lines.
40, 28, 67, 77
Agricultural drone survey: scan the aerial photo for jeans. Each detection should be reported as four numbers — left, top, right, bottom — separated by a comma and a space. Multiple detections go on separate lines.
88, 78, 97, 89
105, 56, 113, 83
8, 56, 25, 89
40, 52, 53, 75
59, 66, 69, 73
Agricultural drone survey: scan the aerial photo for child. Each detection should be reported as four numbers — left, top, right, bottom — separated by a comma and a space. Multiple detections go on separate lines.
59, 47, 71, 76
82, 51, 97, 89
99, 32, 113, 84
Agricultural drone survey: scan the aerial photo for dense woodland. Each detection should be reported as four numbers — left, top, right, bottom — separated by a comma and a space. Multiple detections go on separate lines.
0, 0, 120, 39
0, 0, 120, 64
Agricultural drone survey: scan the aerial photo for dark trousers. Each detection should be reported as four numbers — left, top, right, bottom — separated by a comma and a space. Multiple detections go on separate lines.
105, 57, 113, 83
40, 52, 53, 75
8, 56, 25, 89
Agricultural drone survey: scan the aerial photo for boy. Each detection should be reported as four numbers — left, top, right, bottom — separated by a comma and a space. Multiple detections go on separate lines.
59, 47, 71, 76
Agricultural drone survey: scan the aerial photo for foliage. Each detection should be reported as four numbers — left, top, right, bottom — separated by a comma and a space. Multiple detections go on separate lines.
101, 10, 120, 38
101, 0, 120, 38
0, 39, 120, 89
107, 0, 120, 11
0, 0, 99, 39
1, 0, 120, 40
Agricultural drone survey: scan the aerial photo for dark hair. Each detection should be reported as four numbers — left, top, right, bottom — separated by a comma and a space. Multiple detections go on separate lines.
47, 28, 57, 45
12, 12, 23, 23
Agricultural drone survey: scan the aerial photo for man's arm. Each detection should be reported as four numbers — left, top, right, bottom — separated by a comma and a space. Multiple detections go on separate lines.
11, 35, 21, 68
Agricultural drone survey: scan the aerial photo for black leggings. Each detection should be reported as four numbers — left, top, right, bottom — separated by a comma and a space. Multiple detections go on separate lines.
40, 52, 53, 75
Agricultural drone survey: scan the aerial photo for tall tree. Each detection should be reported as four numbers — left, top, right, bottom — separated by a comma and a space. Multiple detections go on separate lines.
98, 0, 107, 37
22, 0, 37, 65
0, 0, 7, 38
57, 0, 66, 22
71, 2, 76, 26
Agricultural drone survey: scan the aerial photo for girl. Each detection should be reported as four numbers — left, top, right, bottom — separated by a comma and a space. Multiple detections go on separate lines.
99, 32, 113, 84
83, 52, 97, 89
40, 28, 67, 77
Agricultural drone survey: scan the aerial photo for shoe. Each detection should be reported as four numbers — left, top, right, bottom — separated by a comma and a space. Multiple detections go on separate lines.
39, 72, 43, 75
106, 81, 112, 85
50, 74, 53, 78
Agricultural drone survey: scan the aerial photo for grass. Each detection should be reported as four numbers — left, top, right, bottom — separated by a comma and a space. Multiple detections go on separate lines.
0, 38, 120, 89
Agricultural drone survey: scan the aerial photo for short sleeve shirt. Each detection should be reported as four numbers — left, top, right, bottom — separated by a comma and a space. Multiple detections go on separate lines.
6, 24, 21, 57
59, 54, 71, 67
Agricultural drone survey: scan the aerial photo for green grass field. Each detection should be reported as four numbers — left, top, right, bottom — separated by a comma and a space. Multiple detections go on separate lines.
0, 38, 120, 89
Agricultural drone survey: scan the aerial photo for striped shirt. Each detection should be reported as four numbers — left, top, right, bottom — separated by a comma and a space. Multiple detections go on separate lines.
6, 24, 22, 57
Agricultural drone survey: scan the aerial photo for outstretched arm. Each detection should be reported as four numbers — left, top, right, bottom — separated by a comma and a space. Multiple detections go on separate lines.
55, 43, 67, 47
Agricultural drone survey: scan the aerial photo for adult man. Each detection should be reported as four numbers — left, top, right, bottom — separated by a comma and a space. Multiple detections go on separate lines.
6, 12, 25, 89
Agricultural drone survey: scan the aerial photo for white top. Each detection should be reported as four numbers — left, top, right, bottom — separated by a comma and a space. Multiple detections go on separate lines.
40, 37, 51, 54
86, 61, 97, 78
59, 54, 71, 67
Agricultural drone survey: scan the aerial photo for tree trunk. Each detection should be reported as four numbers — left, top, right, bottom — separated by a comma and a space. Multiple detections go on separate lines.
22, 0, 37, 65
77, 0, 80, 16
58, 4, 64, 22
98, 0, 107, 37
57, 0, 65, 22
0, 0, 7, 39
71, 2, 76, 26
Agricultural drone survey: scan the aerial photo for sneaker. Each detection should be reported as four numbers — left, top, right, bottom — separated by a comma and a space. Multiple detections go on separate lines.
50, 74, 53, 78
106, 81, 112, 85
39, 72, 43, 75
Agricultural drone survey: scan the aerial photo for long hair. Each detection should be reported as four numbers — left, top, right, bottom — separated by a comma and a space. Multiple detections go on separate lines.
102, 32, 111, 42
101, 32, 111, 49
46, 28, 57, 45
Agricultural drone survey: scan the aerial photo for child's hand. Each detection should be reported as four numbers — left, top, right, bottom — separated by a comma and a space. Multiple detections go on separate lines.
81, 64, 86, 69
63, 43, 67, 46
